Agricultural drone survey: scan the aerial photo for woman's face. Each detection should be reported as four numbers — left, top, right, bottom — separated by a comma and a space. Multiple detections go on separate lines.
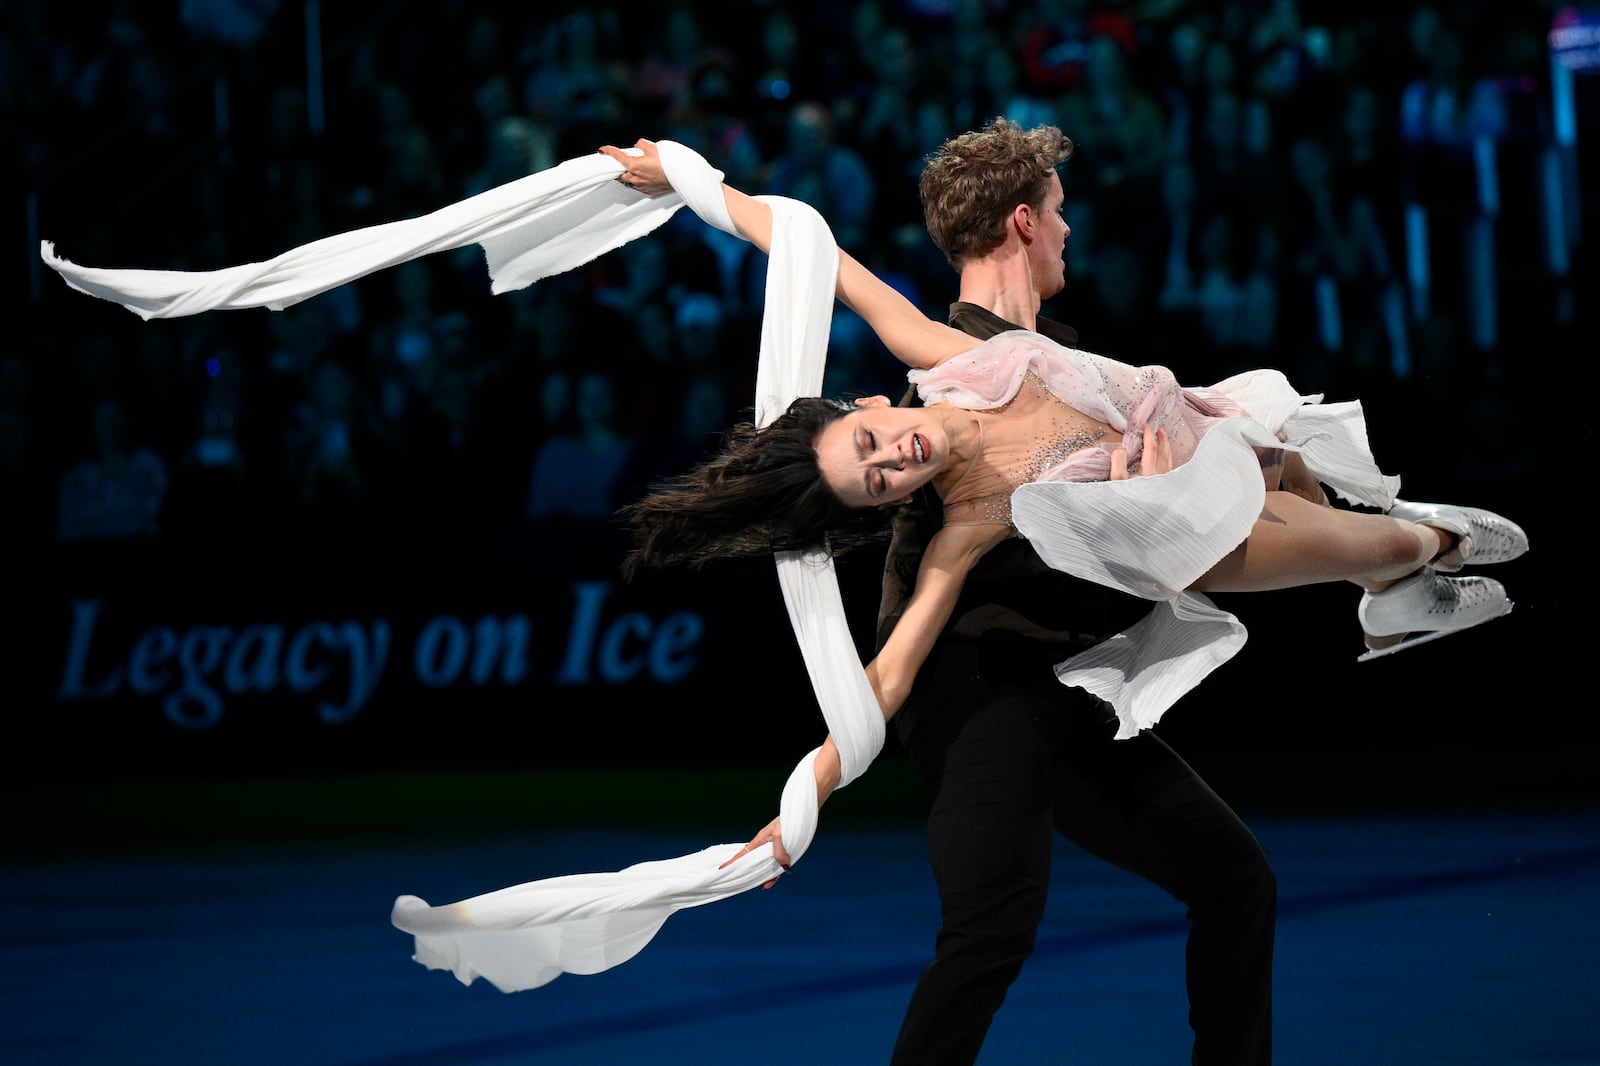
814, 397, 949, 509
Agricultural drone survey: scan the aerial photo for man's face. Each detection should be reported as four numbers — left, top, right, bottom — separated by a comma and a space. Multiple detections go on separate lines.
1028, 172, 1071, 300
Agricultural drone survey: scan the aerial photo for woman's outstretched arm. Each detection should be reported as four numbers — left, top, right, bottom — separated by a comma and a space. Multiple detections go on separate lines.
865, 520, 1009, 716
600, 138, 974, 370
718, 519, 1007, 879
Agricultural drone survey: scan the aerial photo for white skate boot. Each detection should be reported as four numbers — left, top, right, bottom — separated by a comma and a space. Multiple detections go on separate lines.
1356, 569, 1514, 662
1386, 500, 1529, 573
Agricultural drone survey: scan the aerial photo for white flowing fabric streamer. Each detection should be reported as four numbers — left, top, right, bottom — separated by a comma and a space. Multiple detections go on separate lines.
41, 140, 885, 994
750, 199, 886, 859
395, 158, 885, 991
41, 153, 694, 319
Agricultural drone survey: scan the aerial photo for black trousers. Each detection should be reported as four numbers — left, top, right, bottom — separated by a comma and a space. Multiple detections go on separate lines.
888, 639, 1275, 1066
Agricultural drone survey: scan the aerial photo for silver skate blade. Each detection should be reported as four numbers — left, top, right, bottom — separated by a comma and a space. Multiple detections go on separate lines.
1356, 601, 1514, 663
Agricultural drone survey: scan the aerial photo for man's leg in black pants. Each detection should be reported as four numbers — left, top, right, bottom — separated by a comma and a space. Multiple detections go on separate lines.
889, 650, 1059, 1066
1053, 713, 1276, 1066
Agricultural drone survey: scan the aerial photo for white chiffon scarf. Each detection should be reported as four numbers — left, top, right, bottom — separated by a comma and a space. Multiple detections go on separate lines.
42, 141, 885, 993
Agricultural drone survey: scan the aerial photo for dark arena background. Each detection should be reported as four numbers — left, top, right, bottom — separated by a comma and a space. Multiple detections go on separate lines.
4, 3, 1596, 1064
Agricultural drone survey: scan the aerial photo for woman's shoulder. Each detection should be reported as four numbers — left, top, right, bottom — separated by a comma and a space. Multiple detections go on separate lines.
912, 329, 1095, 405
985, 327, 1064, 349
912, 333, 1028, 401
984, 329, 1100, 368
936, 328, 1074, 368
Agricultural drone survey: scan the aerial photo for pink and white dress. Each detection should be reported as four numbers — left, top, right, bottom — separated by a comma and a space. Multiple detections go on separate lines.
910, 330, 1401, 737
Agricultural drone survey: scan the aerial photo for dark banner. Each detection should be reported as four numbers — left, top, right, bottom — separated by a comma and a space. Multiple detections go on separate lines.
23, 517, 887, 776
15, 480, 1574, 784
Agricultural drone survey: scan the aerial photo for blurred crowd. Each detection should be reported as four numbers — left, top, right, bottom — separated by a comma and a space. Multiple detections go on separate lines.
5, 0, 1579, 550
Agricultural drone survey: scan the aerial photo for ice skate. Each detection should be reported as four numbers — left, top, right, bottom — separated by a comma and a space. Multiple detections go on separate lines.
1356, 569, 1514, 662
1386, 500, 1529, 573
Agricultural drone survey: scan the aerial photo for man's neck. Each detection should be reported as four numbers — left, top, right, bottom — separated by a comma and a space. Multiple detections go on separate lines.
956, 256, 1041, 331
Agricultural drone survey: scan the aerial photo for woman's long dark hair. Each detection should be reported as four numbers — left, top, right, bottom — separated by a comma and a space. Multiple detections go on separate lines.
619, 397, 898, 577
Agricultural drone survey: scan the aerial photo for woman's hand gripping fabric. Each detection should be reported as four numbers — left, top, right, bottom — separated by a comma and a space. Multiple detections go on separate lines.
1110, 425, 1173, 480
719, 816, 792, 890
598, 139, 674, 196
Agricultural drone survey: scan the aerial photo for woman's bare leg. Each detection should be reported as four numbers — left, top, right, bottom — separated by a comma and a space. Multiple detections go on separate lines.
1192, 491, 1450, 595
1189, 492, 1519, 657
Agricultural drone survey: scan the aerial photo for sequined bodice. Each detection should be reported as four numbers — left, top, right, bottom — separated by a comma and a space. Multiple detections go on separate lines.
940, 372, 1112, 527
911, 330, 1221, 529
